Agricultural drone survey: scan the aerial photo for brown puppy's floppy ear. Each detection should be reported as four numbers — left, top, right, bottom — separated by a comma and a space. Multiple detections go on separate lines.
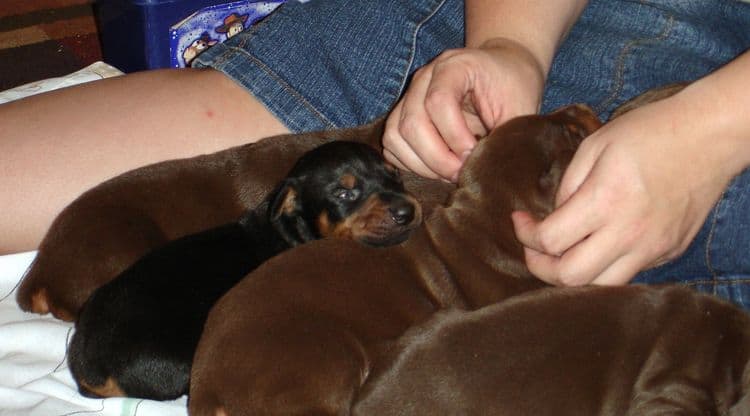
551, 103, 602, 141
532, 104, 602, 213
269, 179, 317, 245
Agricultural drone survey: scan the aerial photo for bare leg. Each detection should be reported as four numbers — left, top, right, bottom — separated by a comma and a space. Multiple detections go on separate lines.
0, 68, 290, 253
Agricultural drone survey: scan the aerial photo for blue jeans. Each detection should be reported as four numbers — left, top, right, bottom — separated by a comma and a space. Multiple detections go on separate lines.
196, 0, 750, 309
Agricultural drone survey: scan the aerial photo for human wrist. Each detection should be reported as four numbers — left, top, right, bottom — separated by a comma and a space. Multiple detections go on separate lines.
674, 55, 750, 177
663, 80, 750, 181
478, 37, 546, 78
477, 37, 546, 109
465, 0, 588, 74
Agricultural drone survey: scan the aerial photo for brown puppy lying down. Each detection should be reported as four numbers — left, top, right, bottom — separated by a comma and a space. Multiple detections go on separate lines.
354, 287, 750, 415
187, 104, 601, 415
349, 81, 750, 415
16, 120, 453, 321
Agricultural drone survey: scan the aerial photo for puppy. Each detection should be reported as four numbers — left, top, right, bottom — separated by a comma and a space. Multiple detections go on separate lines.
353, 285, 750, 415
67, 141, 421, 401
609, 82, 687, 119
351, 83, 750, 415
187, 105, 601, 415
17, 120, 453, 321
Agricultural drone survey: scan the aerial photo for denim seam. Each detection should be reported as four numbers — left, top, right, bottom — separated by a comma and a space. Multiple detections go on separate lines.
395, 0, 449, 99
705, 187, 729, 295
223, 42, 335, 129
684, 278, 750, 287
705, 206, 719, 294
593, 11, 675, 114
199, 46, 228, 67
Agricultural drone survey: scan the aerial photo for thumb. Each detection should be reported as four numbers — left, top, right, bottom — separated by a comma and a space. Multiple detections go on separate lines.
555, 133, 606, 207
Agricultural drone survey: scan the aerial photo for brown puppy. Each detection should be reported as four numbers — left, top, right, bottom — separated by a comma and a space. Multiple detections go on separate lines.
187, 104, 602, 415
16, 120, 453, 321
609, 82, 687, 119
353, 286, 750, 415
352, 82, 750, 415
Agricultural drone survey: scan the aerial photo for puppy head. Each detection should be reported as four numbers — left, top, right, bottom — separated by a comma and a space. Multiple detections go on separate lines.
270, 141, 422, 247
460, 104, 601, 216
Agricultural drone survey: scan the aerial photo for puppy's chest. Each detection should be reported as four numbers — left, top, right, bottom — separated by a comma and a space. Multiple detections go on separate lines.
404, 215, 537, 309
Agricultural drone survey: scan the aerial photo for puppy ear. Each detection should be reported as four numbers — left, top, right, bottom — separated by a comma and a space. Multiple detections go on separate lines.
269, 180, 317, 246
269, 180, 301, 220
552, 104, 602, 141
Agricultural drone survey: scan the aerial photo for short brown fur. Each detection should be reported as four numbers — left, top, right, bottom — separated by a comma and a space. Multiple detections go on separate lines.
187, 105, 601, 415
16, 119, 453, 321
189, 102, 750, 415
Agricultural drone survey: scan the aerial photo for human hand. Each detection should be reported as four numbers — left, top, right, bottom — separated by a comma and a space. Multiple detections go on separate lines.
511, 91, 741, 286
382, 38, 545, 182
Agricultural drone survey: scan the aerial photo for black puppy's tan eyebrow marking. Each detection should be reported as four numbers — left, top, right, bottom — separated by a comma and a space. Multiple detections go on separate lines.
340, 173, 357, 189
317, 211, 333, 238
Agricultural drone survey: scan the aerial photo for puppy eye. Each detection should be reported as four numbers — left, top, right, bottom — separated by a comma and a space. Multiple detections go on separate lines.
334, 188, 360, 201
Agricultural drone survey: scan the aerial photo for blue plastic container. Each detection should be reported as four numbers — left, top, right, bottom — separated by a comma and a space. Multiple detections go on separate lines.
94, 0, 283, 72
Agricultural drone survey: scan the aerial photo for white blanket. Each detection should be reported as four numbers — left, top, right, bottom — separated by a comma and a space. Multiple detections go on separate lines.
0, 252, 188, 416
1, 63, 188, 415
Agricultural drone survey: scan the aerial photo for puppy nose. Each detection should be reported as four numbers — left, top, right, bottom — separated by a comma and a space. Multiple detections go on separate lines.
389, 200, 415, 225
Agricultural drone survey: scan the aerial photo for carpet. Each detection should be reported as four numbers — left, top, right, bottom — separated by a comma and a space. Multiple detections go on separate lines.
0, 0, 101, 90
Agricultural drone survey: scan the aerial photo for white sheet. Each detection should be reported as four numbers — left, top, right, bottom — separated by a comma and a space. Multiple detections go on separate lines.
0, 253, 189, 416
0, 62, 124, 104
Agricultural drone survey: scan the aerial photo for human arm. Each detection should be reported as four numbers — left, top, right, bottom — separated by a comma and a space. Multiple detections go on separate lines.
512, 50, 750, 286
382, 0, 588, 181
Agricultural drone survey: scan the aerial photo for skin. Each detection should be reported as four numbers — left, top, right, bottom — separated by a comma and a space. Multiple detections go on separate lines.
0, 68, 289, 254
5, 0, 748, 289
512, 51, 750, 286
383, 0, 588, 181
383, 0, 750, 287
1, 0, 581, 255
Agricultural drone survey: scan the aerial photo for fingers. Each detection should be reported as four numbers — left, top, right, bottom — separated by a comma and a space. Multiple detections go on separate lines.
512, 177, 604, 257
554, 130, 606, 206
511, 174, 644, 287
424, 59, 484, 158
383, 101, 443, 179
517, 221, 641, 286
384, 48, 499, 182
383, 66, 464, 181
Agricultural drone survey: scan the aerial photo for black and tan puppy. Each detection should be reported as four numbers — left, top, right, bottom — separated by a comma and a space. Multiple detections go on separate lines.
67, 141, 421, 401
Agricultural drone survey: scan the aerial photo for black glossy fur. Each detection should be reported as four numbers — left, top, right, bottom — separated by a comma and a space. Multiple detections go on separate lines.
67, 141, 422, 401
